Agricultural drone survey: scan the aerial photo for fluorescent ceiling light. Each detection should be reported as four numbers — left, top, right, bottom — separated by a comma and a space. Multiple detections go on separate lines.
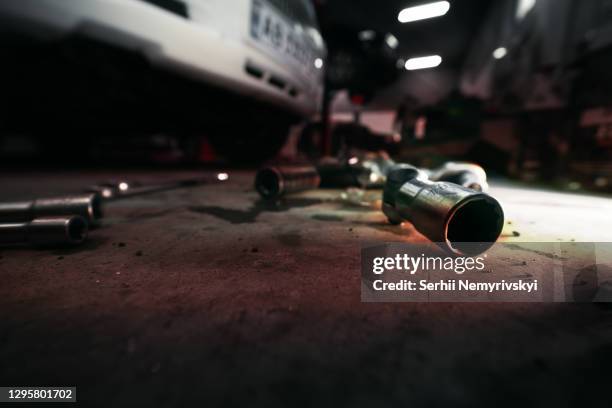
493, 47, 507, 59
516, 0, 535, 20
405, 55, 442, 70
358, 30, 376, 41
398, 1, 450, 23
385, 33, 399, 49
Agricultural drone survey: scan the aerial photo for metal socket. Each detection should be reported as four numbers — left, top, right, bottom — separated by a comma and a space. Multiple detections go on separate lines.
0, 216, 89, 247
255, 166, 321, 199
383, 165, 504, 255
0, 193, 103, 224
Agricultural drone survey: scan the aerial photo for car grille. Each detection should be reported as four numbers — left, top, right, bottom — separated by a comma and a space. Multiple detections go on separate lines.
266, 0, 317, 26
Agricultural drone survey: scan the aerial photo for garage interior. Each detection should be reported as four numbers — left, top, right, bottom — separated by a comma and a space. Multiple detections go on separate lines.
1, 0, 612, 406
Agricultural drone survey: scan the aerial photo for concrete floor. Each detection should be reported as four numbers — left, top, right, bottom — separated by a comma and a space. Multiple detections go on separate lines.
1, 170, 612, 407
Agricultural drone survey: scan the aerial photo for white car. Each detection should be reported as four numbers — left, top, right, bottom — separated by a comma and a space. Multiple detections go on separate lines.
0, 0, 326, 160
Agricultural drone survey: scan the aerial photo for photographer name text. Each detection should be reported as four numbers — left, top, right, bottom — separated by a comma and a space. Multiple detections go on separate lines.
372, 279, 539, 293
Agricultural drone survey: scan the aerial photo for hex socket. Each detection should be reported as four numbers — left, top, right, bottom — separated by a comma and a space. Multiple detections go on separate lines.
0, 193, 103, 224
383, 165, 504, 255
0, 216, 89, 247
255, 161, 384, 199
255, 166, 321, 199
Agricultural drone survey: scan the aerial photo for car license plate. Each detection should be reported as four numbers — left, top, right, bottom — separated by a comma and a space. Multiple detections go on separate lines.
250, 0, 315, 76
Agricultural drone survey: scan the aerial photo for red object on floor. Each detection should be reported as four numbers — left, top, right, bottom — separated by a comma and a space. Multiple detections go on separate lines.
199, 139, 217, 162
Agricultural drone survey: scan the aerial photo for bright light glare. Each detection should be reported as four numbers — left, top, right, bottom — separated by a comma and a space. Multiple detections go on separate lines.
398, 1, 450, 23
405, 55, 442, 70
516, 0, 535, 20
385, 33, 399, 49
348, 157, 359, 165
118, 182, 129, 191
493, 47, 507, 59
358, 30, 376, 41
314, 58, 324, 69
307, 28, 324, 48
217, 173, 229, 181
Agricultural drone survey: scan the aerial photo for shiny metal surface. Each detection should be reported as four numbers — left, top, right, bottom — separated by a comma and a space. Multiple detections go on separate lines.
427, 162, 489, 192
255, 166, 321, 199
0, 216, 88, 247
0, 194, 102, 224
383, 165, 504, 255
87, 175, 226, 201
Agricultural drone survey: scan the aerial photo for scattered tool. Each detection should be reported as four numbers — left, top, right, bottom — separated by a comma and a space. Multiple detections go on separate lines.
255, 166, 321, 199
255, 158, 489, 199
382, 164, 504, 255
255, 157, 392, 199
0, 216, 88, 247
0, 172, 228, 248
86, 173, 229, 201
0, 194, 102, 225
254, 159, 502, 253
